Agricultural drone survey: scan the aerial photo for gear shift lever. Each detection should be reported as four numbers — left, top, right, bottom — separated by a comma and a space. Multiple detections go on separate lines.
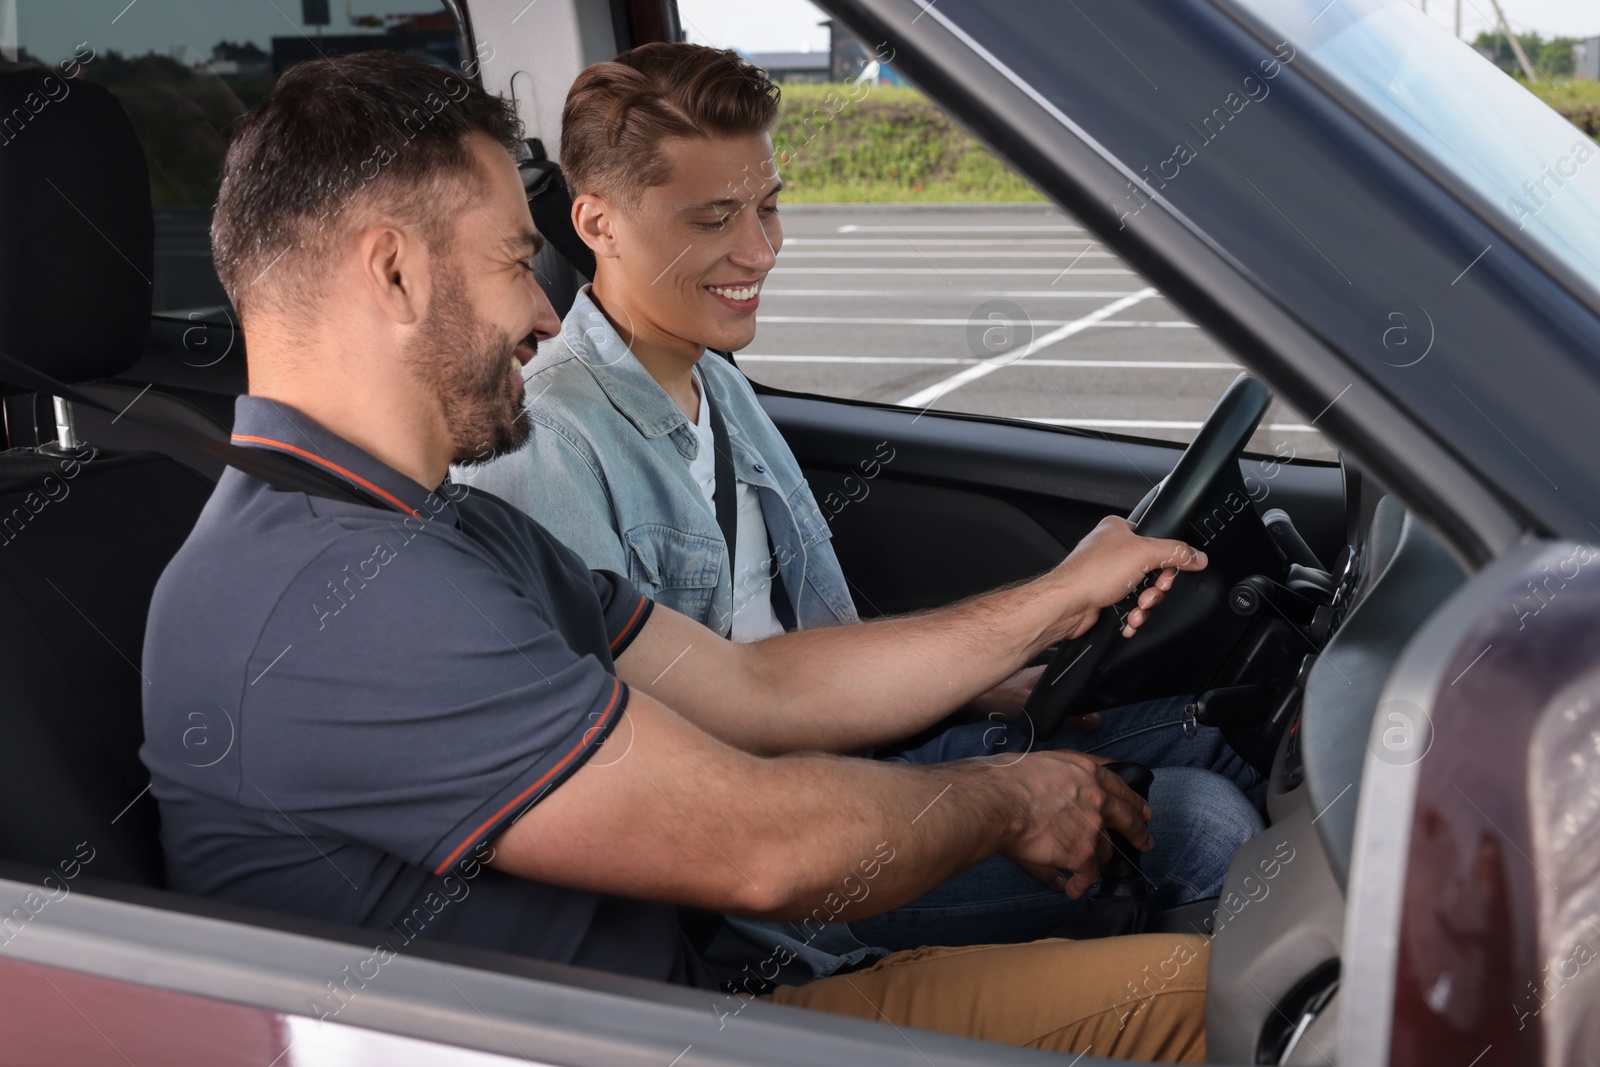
1047, 761, 1154, 939
1096, 761, 1154, 917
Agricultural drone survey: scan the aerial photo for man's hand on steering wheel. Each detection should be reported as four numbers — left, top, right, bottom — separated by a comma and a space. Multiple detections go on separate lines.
1049, 516, 1208, 642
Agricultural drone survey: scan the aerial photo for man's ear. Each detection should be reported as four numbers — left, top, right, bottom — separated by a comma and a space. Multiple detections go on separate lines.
357, 225, 429, 325
572, 194, 621, 260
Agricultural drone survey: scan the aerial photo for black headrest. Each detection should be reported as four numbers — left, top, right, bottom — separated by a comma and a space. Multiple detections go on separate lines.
0, 65, 154, 394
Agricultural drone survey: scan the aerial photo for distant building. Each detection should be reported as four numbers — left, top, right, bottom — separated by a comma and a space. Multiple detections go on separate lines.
1576, 37, 1600, 80
202, 41, 270, 80
271, 13, 458, 75
744, 21, 906, 85
743, 50, 830, 83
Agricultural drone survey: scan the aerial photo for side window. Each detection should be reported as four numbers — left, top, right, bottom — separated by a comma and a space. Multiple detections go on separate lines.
7, 3, 462, 318
679, 2, 1332, 461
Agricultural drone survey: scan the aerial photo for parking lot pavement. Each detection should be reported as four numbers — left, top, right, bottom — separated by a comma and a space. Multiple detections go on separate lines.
745, 203, 1338, 462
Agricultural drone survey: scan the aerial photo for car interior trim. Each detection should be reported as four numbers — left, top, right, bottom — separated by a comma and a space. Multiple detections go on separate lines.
0, 869, 1108, 1067
1300, 501, 1465, 888
1338, 538, 1550, 1065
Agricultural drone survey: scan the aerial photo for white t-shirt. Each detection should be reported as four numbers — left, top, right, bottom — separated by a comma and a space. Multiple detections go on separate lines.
687, 369, 785, 643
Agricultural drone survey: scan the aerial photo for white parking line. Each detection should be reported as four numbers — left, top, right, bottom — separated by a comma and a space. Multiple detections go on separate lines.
836, 224, 1084, 233
1026, 418, 1319, 431
898, 289, 1158, 408
757, 316, 1195, 327
742, 355, 1236, 368
770, 267, 1136, 275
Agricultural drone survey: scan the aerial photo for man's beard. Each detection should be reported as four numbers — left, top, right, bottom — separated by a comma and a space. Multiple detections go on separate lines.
404, 270, 532, 467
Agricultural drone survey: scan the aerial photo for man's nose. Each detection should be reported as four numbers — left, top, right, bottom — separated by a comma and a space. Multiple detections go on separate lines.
729, 215, 778, 272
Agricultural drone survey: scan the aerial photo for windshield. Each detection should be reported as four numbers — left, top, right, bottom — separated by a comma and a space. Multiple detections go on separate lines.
1228, 0, 1600, 291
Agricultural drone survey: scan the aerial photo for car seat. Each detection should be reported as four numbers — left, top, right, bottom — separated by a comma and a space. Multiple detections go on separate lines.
0, 65, 217, 886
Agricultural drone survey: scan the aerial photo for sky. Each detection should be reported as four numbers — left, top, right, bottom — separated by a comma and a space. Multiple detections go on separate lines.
677, 0, 1600, 53
1411, 0, 1600, 39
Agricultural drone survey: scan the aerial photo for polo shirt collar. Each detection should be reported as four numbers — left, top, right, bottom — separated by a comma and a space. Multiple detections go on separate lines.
230, 395, 460, 525
562, 286, 704, 441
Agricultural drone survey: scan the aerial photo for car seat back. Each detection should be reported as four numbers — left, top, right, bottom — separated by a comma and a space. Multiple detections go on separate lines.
0, 65, 215, 886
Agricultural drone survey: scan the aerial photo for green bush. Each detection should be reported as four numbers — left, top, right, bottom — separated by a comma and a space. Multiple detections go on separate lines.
81, 51, 259, 206
771, 83, 1043, 203
1472, 31, 1581, 79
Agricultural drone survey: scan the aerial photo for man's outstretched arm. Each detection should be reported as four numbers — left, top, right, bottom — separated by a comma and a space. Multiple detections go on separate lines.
615, 516, 1206, 756
489, 686, 1154, 913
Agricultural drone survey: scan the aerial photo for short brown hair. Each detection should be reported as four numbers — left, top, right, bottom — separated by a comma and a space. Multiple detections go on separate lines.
559, 42, 780, 208
211, 51, 522, 317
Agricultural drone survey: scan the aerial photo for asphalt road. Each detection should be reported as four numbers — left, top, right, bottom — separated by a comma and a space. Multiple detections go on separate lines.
748, 203, 1339, 462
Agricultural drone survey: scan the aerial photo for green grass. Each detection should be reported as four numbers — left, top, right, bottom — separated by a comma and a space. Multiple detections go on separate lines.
771, 83, 1044, 204
1531, 80, 1600, 137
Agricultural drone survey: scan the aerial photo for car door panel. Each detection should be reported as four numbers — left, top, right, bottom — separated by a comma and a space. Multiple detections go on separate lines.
762, 392, 1346, 617
0, 867, 1104, 1067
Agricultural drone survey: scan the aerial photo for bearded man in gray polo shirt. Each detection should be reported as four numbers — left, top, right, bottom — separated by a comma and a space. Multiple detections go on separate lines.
141, 49, 1212, 1061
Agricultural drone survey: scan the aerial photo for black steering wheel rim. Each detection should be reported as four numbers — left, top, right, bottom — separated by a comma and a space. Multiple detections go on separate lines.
1021, 372, 1274, 738
1130, 374, 1275, 540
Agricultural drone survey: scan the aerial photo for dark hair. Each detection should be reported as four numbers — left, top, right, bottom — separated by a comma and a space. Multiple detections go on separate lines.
560, 42, 780, 207
211, 50, 522, 316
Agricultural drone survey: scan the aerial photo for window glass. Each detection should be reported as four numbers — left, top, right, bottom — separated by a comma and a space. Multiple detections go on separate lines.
6, 2, 460, 319
1229, 0, 1600, 300
679, 0, 1333, 460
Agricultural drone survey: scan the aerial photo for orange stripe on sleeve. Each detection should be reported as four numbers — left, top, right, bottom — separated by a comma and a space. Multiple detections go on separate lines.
610, 594, 649, 651
432, 677, 625, 875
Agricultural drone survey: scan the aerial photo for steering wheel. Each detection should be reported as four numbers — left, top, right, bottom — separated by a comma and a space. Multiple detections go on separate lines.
1022, 372, 1275, 738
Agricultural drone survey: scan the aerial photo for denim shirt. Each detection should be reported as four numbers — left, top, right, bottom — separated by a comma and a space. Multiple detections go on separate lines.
454, 287, 859, 638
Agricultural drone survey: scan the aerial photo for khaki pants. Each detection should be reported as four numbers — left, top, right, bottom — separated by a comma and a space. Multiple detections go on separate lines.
769, 934, 1207, 1063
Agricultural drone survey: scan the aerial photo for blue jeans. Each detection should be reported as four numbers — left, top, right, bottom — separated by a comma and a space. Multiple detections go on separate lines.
848, 694, 1266, 952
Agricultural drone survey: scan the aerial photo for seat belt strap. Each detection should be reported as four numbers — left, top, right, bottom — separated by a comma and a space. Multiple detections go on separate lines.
703, 384, 739, 572
767, 525, 796, 631
702, 378, 796, 633
0, 346, 390, 511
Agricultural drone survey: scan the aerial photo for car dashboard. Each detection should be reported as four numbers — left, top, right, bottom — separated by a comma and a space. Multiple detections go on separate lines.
1203, 495, 1466, 1063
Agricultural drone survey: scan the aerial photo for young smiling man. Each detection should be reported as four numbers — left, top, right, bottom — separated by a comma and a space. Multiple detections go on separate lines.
454, 40, 1264, 970
141, 50, 1215, 1060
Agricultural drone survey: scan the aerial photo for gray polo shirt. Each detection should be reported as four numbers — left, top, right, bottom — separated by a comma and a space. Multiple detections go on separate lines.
141, 396, 709, 986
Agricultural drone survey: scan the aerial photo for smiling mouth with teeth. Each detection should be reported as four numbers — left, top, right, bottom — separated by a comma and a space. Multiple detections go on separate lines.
706, 282, 762, 302
511, 333, 539, 367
